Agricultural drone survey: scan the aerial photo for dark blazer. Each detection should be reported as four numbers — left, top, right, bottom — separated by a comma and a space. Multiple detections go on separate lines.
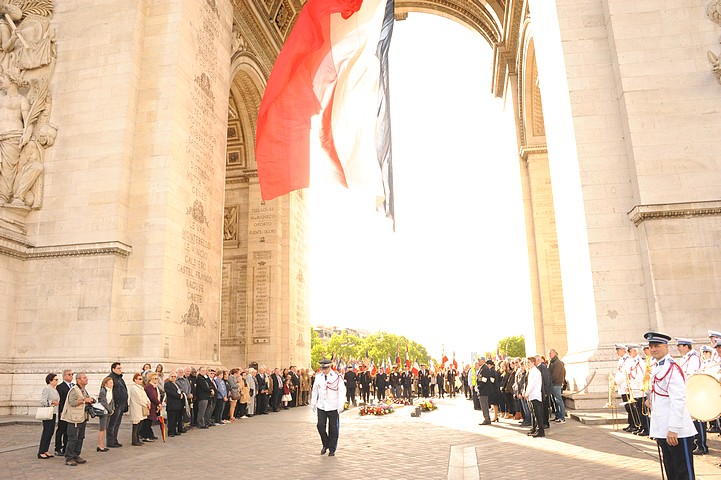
374, 372, 387, 390
57, 381, 71, 416
164, 380, 184, 411
476, 364, 493, 396
195, 375, 213, 401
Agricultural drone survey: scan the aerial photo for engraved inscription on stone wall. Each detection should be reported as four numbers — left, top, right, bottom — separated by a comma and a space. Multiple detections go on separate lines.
221, 260, 247, 346
249, 203, 277, 240
252, 251, 271, 342
178, 202, 214, 326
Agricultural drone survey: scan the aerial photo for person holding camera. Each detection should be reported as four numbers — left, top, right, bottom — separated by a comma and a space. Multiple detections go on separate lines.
60, 372, 95, 466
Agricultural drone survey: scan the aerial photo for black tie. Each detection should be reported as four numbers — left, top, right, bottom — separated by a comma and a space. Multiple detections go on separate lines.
325, 375, 327, 381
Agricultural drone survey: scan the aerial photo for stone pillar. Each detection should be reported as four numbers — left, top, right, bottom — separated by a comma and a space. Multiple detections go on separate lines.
121, 0, 232, 365
521, 146, 568, 357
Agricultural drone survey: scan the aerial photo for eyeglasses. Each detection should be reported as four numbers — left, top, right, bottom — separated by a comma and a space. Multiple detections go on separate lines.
170, 375, 177, 378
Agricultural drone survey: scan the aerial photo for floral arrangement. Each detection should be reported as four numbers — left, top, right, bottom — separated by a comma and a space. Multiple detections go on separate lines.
393, 398, 410, 405
420, 399, 437, 412
344, 401, 350, 411
359, 403, 395, 416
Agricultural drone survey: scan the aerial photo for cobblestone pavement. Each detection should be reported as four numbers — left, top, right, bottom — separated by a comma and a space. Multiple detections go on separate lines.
2, 397, 721, 480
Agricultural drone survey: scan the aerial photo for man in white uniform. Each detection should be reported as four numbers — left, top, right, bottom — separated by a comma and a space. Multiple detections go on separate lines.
676, 337, 706, 455
645, 331, 696, 480
311, 359, 346, 457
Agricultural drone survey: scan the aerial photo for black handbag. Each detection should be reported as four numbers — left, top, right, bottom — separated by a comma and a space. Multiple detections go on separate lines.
86, 402, 107, 418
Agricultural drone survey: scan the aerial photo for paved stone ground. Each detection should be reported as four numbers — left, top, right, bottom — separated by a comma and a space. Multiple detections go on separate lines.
2, 396, 721, 480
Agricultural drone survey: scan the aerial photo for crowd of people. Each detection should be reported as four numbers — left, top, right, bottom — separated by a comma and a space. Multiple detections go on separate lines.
458, 350, 566, 439
37, 362, 315, 466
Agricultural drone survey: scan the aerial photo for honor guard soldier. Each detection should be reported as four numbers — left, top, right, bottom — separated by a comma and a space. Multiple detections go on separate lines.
699, 345, 715, 372
311, 359, 346, 457
676, 337, 706, 455
626, 344, 645, 435
645, 331, 696, 480
613, 344, 634, 432
708, 330, 721, 363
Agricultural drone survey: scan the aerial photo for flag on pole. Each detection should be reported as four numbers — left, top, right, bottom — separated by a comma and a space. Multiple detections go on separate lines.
411, 360, 419, 376
441, 349, 448, 369
452, 351, 458, 370
405, 343, 411, 370
371, 360, 377, 376
255, 0, 396, 221
395, 344, 401, 366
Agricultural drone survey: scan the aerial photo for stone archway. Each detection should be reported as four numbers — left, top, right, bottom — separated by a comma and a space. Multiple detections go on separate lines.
226, 0, 571, 367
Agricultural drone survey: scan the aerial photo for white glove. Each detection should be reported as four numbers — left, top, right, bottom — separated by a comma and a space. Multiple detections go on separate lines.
312, 406, 317, 413
337, 409, 343, 414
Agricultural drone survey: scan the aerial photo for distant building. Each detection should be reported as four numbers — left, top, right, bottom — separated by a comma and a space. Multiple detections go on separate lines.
314, 326, 371, 342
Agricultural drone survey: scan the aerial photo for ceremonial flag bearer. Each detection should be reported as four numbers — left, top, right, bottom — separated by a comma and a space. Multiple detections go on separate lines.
311, 359, 346, 457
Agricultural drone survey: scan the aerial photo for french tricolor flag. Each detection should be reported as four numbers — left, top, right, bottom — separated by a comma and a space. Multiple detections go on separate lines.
255, 0, 395, 219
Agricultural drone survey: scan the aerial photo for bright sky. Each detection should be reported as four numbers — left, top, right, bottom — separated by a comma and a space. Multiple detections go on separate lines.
308, 13, 534, 366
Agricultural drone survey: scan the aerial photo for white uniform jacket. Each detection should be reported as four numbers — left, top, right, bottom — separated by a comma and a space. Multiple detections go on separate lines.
649, 354, 697, 439
627, 355, 644, 398
614, 354, 631, 395
311, 370, 347, 413
679, 350, 701, 377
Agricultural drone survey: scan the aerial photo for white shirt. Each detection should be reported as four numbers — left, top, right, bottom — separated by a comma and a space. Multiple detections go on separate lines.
311, 370, 346, 413
649, 354, 697, 439
525, 366, 542, 402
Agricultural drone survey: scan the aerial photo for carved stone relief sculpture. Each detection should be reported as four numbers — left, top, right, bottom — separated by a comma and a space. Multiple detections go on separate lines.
0, 0, 56, 211
708, 0, 721, 84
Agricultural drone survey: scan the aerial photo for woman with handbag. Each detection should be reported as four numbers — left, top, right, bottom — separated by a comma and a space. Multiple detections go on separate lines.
128, 372, 150, 446
37, 373, 60, 459
142, 373, 161, 441
96, 376, 115, 452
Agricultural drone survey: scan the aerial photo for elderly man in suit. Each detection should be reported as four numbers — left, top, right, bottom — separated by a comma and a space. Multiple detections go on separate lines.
54, 369, 73, 456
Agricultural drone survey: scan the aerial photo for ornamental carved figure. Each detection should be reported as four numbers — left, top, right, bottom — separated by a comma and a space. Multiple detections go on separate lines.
0, 0, 56, 210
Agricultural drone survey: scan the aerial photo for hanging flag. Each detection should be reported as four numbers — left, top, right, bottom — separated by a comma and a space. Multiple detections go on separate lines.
441, 348, 448, 368
255, 0, 396, 219
452, 351, 458, 370
411, 360, 419, 376
371, 360, 377, 376
395, 343, 401, 366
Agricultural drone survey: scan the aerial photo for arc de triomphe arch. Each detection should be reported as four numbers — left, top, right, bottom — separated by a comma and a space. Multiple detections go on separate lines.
1, 0, 720, 412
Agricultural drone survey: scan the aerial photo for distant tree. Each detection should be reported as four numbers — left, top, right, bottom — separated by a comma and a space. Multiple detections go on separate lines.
497, 335, 526, 358
309, 329, 429, 370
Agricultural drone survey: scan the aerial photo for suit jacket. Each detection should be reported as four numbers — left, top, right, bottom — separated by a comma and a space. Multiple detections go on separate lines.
271, 373, 283, 395
476, 364, 493, 396
357, 371, 370, 388
57, 381, 71, 416
164, 380, 184, 411
195, 374, 214, 401
418, 370, 430, 387
256, 373, 269, 395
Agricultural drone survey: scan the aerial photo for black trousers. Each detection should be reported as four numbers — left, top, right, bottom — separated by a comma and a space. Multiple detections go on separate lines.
360, 386, 370, 403
38, 415, 56, 455
693, 420, 708, 452
257, 393, 269, 413
346, 386, 356, 404
316, 409, 340, 453
55, 419, 68, 453
106, 402, 125, 446
139, 418, 155, 439
657, 437, 695, 480
167, 408, 182, 435
531, 399, 545, 434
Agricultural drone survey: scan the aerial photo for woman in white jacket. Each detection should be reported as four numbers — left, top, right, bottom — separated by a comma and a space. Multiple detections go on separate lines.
128, 372, 150, 446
